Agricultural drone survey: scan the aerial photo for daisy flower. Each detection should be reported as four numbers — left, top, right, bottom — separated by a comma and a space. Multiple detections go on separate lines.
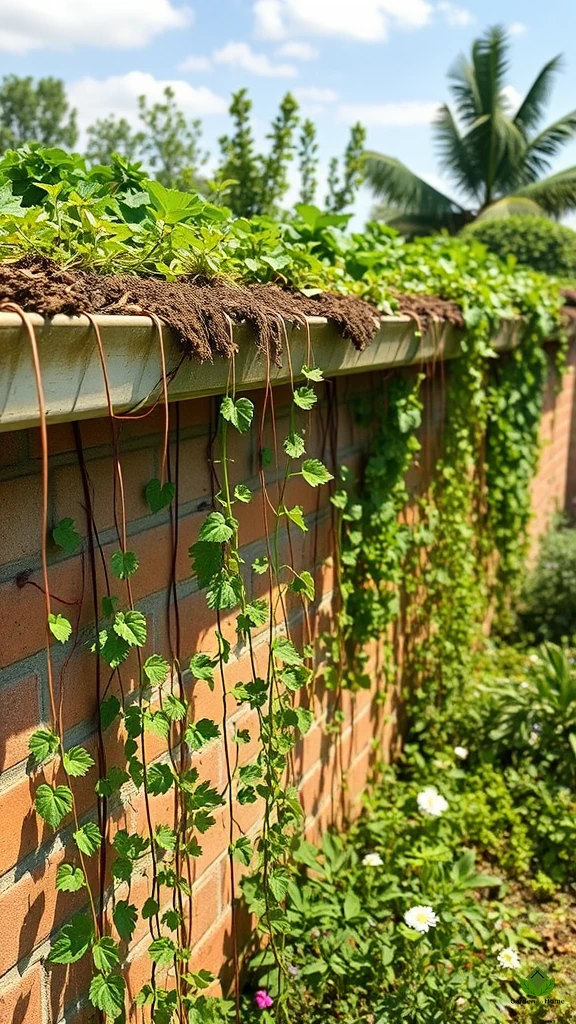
362, 852, 383, 866
417, 786, 449, 817
404, 905, 439, 933
497, 947, 520, 970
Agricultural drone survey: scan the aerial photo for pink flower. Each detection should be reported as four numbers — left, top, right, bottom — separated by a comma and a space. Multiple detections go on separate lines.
254, 990, 273, 1010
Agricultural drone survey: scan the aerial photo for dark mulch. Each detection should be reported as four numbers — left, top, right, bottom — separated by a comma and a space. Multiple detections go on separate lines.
0, 256, 465, 363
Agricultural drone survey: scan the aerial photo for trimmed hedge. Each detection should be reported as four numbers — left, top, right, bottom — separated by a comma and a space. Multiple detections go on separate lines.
466, 215, 576, 278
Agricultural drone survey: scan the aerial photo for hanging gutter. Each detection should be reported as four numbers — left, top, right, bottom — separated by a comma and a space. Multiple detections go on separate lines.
0, 311, 525, 433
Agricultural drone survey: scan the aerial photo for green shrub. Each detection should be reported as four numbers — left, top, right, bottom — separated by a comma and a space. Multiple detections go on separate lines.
517, 523, 576, 642
465, 215, 576, 277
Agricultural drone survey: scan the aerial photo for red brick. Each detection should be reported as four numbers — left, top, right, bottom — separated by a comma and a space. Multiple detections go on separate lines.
0, 473, 43, 564
0, 673, 41, 771
0, 964, 43, 1024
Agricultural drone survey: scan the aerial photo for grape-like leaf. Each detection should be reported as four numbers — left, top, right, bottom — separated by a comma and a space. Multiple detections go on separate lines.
143, 654, 170, 685
111, 550, 139, 580
74, 821, 102, 855
92, 936, 121, 973
301, 458, 334, 487
284, 432, 306, 458
220, 396, 254, 433
48, 613, 72, 643
148, 937, 176, 966
145, 478, 175, 514
35, 783, 73, 828
53, 518, 81, 553
113, 900, 138, 943
63, 745, 95, 778
184, 718, 220, 751
49, 915, 94, 964
189, 652, 216, 682
294, 386, 317, 410
284, 505, 307, 532
89, 973, 126, 1019
56, 864, 86, 892
29, 728, 59, 764
198, 511, 235, 544
113, 610, 147, 647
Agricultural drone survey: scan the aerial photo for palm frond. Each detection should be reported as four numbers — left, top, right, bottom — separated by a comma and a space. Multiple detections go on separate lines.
515, 166, 576, 216
472, 25, 510, 117
514, 55, 563, 135
521, 112, 576, 181
363, 151, 466, 225
448, 55, 482, 126
433, 105, 483, 200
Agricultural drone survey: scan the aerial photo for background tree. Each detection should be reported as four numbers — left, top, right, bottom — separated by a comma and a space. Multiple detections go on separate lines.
259, 92, 299, 215
0, 75, 77, 154
298, 119, 319, 204
85, 115, 144, 166
217, 89, 261, 217
365, 25, 576, 233
326, 122, 367, 212
137, 86, 206, 190
217, 90, 300, 217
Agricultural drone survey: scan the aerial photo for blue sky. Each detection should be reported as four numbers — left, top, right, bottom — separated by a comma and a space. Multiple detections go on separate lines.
1, 0, 576, 222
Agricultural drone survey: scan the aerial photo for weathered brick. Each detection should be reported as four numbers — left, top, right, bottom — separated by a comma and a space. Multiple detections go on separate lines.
0, 673, 41, 772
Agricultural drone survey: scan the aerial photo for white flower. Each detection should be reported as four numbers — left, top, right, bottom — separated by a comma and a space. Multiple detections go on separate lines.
497, 947, 520, 970
362, 852, 383, 867
417, 786, 449, 817
454, 746, 468, 760
404, 905, 439, 933
528, 654, 540, 664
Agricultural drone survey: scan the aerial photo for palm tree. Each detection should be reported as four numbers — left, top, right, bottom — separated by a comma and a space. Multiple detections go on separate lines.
364, 25, 576, 234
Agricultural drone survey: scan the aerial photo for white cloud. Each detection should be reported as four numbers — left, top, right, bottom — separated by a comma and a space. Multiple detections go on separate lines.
501, 84, 522, 115
294, 86, 338, 102
68, 72, 227, 135
253, 0, 433, 43
276, 41, 319, 59
0, 0, 190, 54
213, 40, 297, 76
508, 21, 527, 36
437, 2, 474, 27
179, 54, 213, 73
338, 100, 440, 125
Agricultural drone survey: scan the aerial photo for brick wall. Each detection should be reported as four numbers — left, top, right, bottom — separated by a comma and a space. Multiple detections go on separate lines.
0, 341, 574, 1023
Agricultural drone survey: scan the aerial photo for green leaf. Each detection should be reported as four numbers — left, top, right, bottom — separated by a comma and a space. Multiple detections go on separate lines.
344, 891, 361, 920
272, 637, 303, 666
155, 824, 177, 850
102, 595, 119, 618
143, 710, 170, 740
48, 613, 72, 643
251, 556, 269, 575
260, 447, 273, 468
113, 610, 147, 647
284, 432, 306, 458
74, 822, 102, 855
148, 936, 176, 967
290, 570, 315, 601
233, 483, 252, 503
198, 511, 236, 543
29, 728, 59, 764
185, 718, 220, 751
190, 539, 223, 586
236, 599, 268, 633
145, 478, 175, 514
89, 973, 126, 1019
93, 936, 121, 974
142, 897, 160, 920
284, 505, 307, 532
234, 728, 250, 744
35, 783, 73, 829
221, 396, 254, 433
56, 864, 86, 893
302, 365, 324, 382
100, 695, 121, 730
190, 653, 216, 682
163, 694, 187, 721
146, 763, 174, 795
294, 386, 317, 410
143, 654, 170, 685
93, 628, 130, 669
63, 745, 95, 778
295, 707, 314, 734
95, 766, 130, 797
268, 870, 290, 902
53, 518, 81, 553
230, 836, 252, 866
113, 900, 138, 943
49, 915, 93, 964
206, 572, 242, 611
111, 550, 139, 579
301, 458, 334, 487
